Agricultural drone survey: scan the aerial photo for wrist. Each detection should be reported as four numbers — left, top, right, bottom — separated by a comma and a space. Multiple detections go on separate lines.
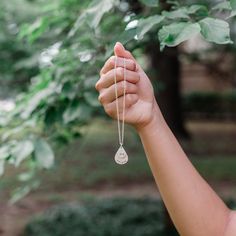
135, 101, 165, 136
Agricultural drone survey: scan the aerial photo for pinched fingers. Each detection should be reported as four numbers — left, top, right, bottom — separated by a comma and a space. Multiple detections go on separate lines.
98, 81, 137, 104
95, 67, 140, 91
100, 56, 136, 76
103, 94, 139, 118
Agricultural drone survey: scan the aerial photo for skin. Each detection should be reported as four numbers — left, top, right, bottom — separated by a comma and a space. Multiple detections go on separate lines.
95, 42, 236, 236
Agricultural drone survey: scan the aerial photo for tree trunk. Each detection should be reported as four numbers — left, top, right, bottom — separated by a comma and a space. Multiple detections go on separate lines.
145, 40, 189, 138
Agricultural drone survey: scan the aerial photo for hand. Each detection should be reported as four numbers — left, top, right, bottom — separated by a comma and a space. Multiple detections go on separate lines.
95, 42, 160, 131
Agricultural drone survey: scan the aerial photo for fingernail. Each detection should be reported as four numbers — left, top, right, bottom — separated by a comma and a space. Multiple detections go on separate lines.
116, 42, 125, 49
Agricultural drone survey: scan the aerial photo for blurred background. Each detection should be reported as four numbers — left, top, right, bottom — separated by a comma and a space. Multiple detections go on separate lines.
0, 0, 236, 235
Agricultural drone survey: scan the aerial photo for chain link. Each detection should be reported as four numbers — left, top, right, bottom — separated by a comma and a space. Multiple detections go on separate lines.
114, 56, 126, 146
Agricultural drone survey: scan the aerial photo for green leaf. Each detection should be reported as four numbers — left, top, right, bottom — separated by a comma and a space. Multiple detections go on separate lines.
85, 0, 115, 28
162, 5, 208, 20
158, 22, 201, 50
228, 10, 236, 18
12, 140, 34, 167
10, 181, 40, 204
212, 2, 231, 11
18, 171, 34, 182
63, 100, 80, 124
63, 100, 92, 124
162, 8, 189, 19
136, 15, 164, 40
0, 160, 4, 176
34, 138, 54, 169
199, 17, 233, 44
0, 145, 11, 176
230, 0, 236, 10
0, 145, 11, 160
105, 28, 137, 58
139, 0, 159, 7
61, 81, 77, 100
187, 5, 208, 17
19, 18, 50, 43
21, 82, 57, 119
84, 92, 100, 107
10, 185, 31, 204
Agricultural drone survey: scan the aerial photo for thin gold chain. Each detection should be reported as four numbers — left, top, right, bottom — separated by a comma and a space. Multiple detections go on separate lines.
114, 56, 126, 146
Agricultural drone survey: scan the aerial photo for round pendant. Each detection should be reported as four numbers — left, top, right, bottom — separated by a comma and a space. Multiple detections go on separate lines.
114, 146, 128, 165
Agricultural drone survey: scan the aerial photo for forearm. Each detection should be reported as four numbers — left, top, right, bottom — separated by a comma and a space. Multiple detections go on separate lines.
137, 103, 230, 236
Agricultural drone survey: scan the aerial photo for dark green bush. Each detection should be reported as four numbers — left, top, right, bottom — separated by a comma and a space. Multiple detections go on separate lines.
182, 92, 236, 119
23, 198, 178, 236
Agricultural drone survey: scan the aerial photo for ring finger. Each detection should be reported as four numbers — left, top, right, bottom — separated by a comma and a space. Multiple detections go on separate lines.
104, 94, 139, 118
98, 81, 137, 104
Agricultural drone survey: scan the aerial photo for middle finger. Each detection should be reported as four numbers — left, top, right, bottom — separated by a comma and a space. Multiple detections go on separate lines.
98, 81, 137, 104
96, 67, 140, 91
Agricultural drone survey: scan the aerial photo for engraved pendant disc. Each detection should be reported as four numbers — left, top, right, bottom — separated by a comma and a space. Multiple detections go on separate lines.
114, 146, 128, 165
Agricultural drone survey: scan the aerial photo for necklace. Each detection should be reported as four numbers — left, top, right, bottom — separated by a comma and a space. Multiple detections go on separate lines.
114, 56, 128, 165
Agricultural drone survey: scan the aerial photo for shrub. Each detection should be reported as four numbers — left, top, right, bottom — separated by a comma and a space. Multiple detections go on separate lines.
23, 198, 178, 236
182, 91, 236, 119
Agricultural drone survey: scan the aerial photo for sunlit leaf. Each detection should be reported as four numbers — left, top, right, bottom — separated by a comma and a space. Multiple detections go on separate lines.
63, 100, 92, 124
12, 140, 34, 167
0, 160, 4, 176
136, 15, 164, 40
34, 138, 54, 169
212, 2, 231, 11
158, 22, 201, 50
162, 8, 189, 19
86, 0, 116, 28
199, 17, 233, 44
21, 82, 57, 119
228, 10, 236, 18
187, 5, 208, 17
10, 180, 40, 204
84, 92, 100, 107
230, 0, 236, 10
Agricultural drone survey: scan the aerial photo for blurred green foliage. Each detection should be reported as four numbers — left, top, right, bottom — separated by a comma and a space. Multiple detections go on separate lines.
183, 91, 236, 118
23, 198, 179, 236
0, 0, 41, 94
1, 0, 236, 199
22, 196, 236, 236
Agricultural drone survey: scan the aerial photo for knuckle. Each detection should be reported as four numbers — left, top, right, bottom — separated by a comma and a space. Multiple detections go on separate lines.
126, 94, 133, 104
98, 93, 105, 104
109, 56, 116, 67
126, 94, 138, 105
123, 81, 129, 93
99, 69, 103, 77
95, 75, 105, 90
134, 72, 140, 83
137, 73, 140, 81
104, 104, 114, 116
125, 81, 131, 91
118, 81, 125, 93
95, 81, 101, 91
95, 82, 100, 90
117, 67, 123, 78
129, 60, 136, 71
132, 61, 136, 70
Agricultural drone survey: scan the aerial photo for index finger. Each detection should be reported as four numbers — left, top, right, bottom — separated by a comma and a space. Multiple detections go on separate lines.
100, 56, 136, 76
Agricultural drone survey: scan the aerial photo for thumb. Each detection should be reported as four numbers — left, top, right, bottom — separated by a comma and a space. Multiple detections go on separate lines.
114, 42, 140, 70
